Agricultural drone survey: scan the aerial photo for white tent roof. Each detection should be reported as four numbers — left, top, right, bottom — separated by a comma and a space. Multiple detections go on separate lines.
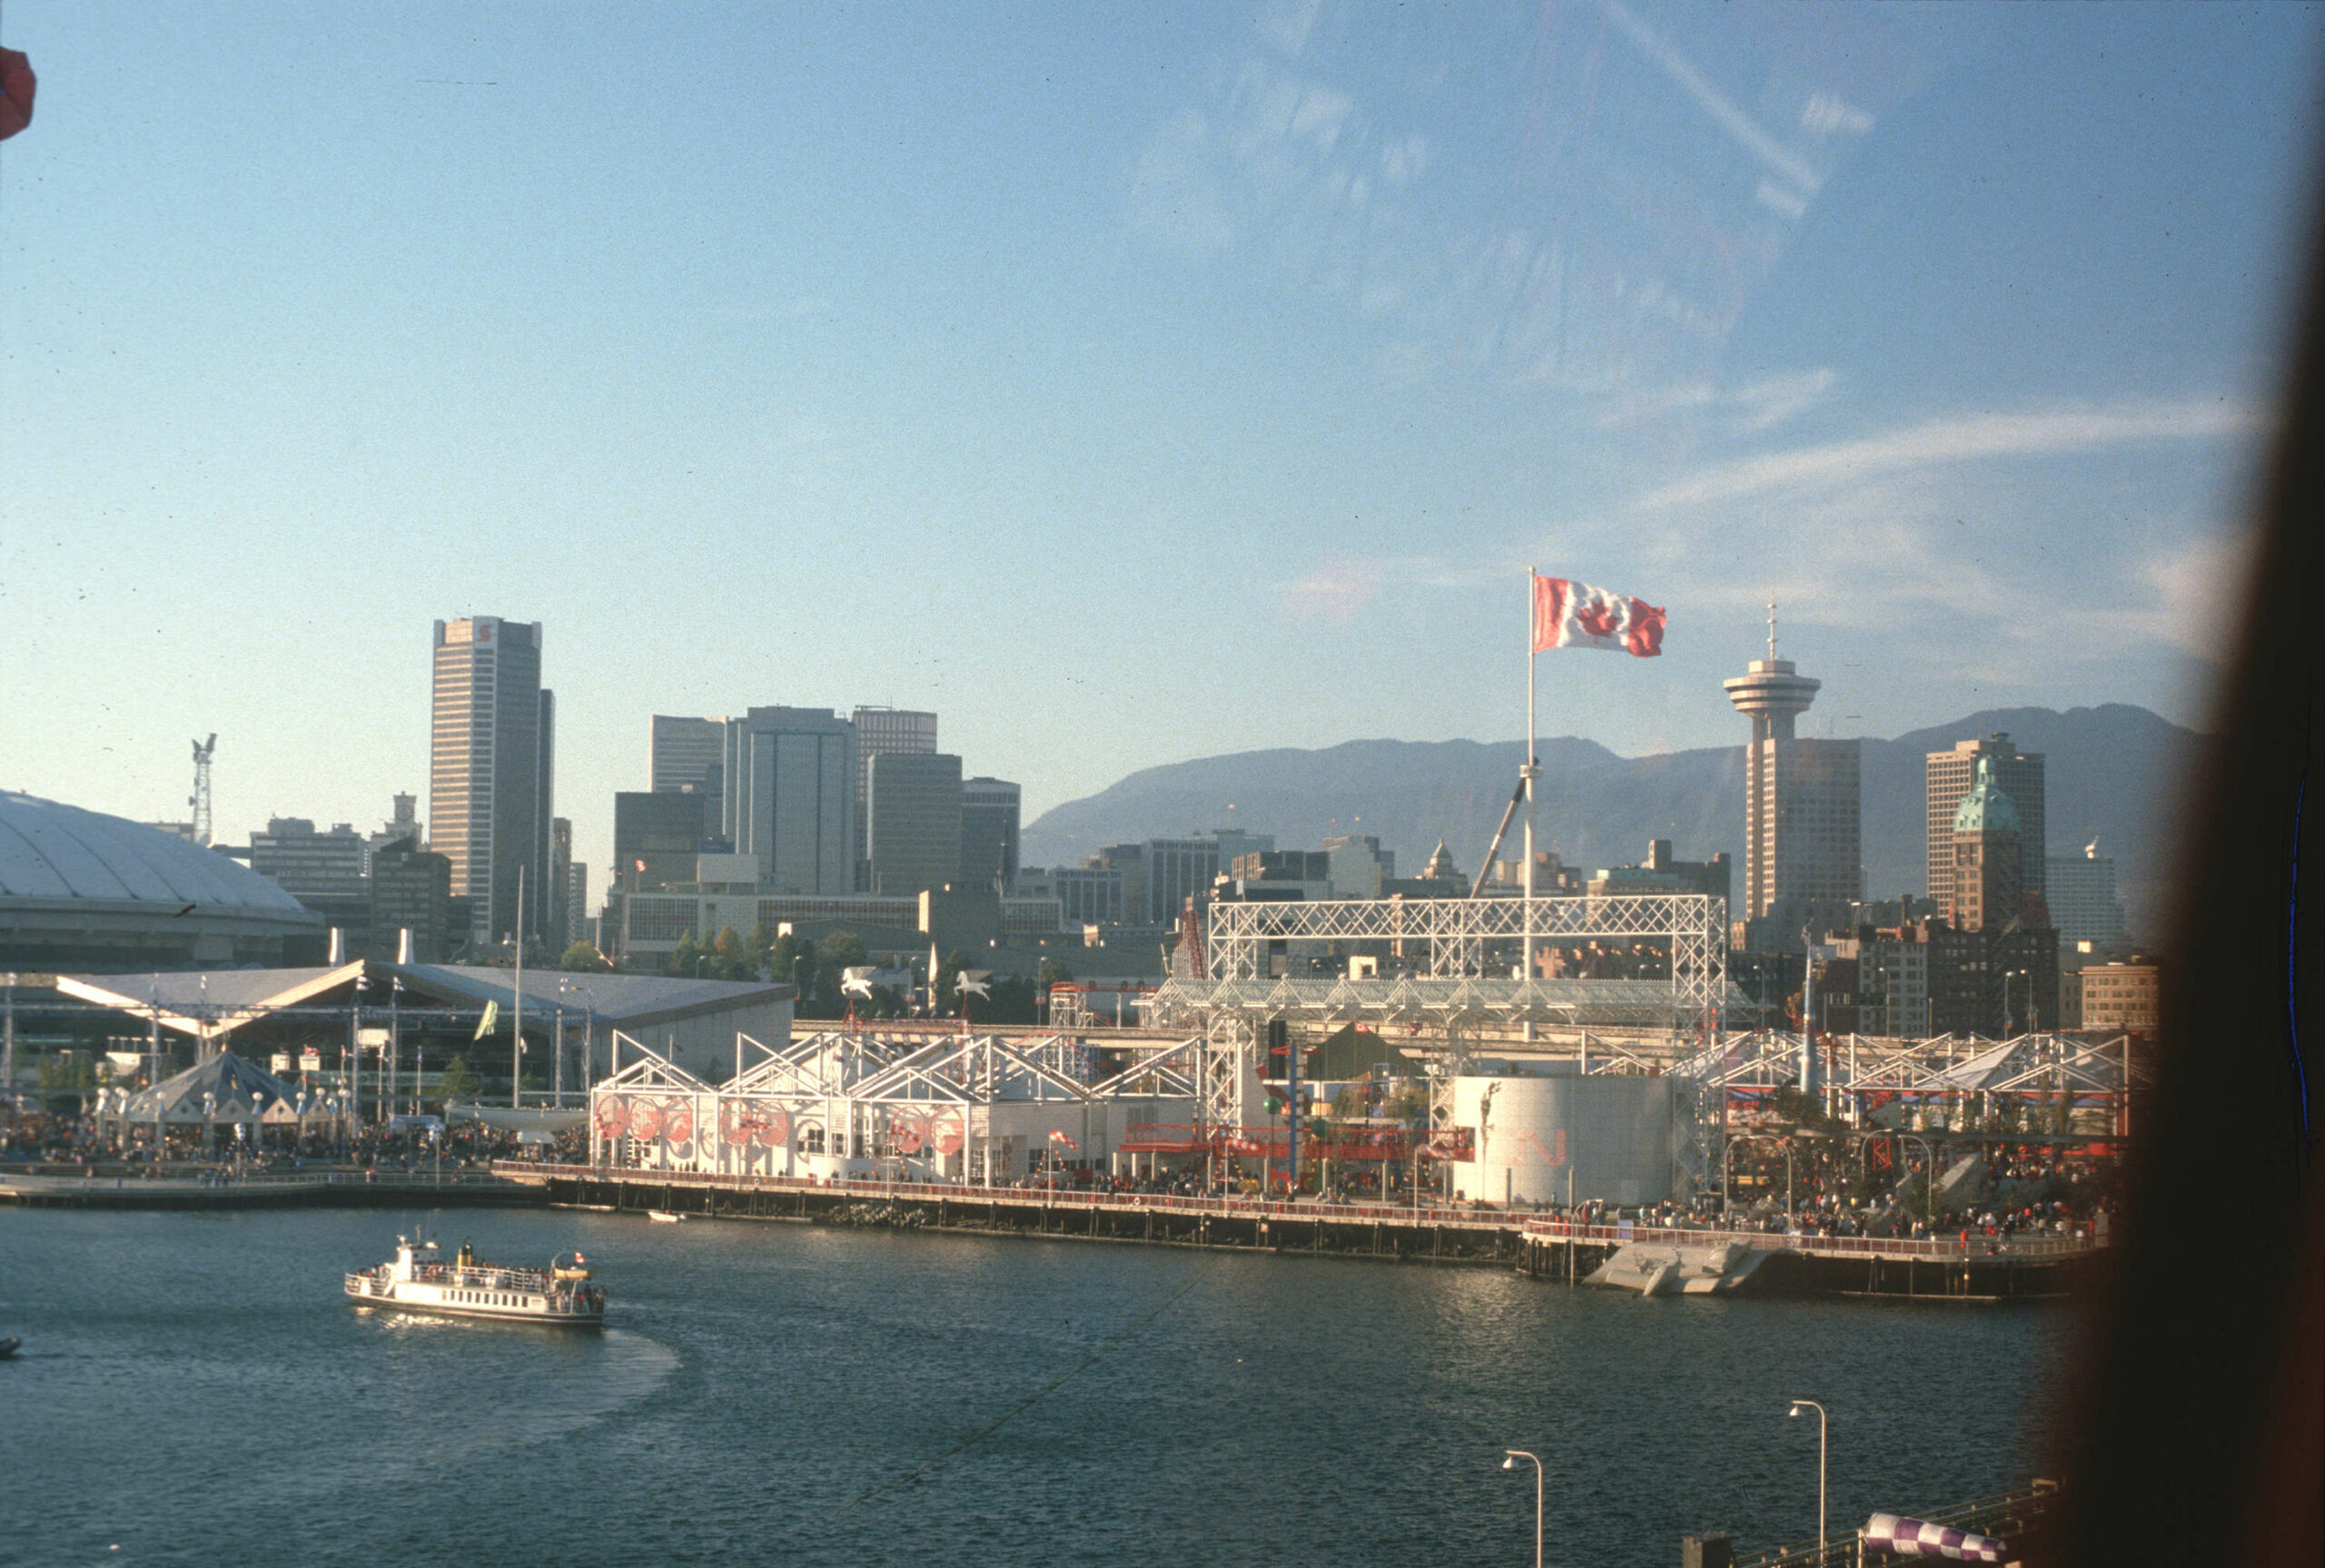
114, 1051, 303, 1124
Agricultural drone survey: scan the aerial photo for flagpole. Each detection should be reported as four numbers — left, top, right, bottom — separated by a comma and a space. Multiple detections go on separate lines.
512, 864, 525, 1109
1522, 570, 1538, 1040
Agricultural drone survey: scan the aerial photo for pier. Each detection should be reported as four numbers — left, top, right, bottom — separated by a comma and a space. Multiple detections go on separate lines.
0, 1168, 533, 1210
496, 1161, 2101, 1296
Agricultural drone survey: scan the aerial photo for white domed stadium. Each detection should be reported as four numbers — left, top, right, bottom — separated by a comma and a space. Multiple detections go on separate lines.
0, 792, 323, 971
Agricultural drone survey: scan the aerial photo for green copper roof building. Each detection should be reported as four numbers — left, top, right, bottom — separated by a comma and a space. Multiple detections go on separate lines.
1951, 757, 2023, 836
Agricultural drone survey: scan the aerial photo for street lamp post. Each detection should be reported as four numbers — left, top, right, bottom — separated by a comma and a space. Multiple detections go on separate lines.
1787, 1400, 1827, 1563
1501, 1450, 1544, 1568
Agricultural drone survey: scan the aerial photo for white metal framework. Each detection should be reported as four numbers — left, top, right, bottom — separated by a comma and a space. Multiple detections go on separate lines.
587, 1028, 1202, 1184
1147, 893, 1733, 1137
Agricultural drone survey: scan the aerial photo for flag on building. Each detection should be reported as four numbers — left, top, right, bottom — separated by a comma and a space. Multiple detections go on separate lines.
1532, 574, 1667, 656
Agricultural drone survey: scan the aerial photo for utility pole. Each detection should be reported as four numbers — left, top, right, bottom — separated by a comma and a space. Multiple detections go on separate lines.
3, 973, 15, 1138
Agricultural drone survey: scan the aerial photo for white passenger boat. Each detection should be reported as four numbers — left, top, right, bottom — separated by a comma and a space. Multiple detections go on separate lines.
344, 1237, 605, 1327
647, 1209, 686, 1223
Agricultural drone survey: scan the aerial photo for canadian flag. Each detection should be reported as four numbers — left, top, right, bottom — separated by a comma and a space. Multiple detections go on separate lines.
1532, 575, 1667, 657
1048, 1129, 1079, 1151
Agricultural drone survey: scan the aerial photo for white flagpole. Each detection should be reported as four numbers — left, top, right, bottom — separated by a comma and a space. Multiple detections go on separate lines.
1522, 571, 1538, 1037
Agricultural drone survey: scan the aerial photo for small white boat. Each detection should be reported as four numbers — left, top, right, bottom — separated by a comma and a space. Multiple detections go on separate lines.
345, 1237, 604, 1327
647, 1208, 687, 1223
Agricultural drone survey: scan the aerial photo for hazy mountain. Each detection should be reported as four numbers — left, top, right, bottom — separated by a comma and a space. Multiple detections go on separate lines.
1021, 705, 2198, 937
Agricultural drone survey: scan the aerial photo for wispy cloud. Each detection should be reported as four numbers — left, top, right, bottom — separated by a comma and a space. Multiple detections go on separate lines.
1638, 399, 2263, 510
1596, 0, 1822, 201
1601, 368, 1839, 434
1281, 554, 1514, 622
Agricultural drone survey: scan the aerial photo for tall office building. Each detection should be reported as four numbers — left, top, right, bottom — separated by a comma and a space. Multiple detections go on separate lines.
1946, 760, 2023, 932
652, 715, 726, 799
1140, 831, 1275, 924
724, 706, 856, 894
1722, 643, 1861, 948
850, 707, 936, 887
614, 791, 709, 892
2046, 846, 2127, 947
867, 752, 964, 896
430, 616, 552, 946
547, 815, 574, 952
1926, 735, 2045, 912
960, 777, 1022, 892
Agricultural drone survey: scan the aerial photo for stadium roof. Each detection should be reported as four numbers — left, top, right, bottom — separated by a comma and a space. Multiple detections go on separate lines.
0, 791, 309, 913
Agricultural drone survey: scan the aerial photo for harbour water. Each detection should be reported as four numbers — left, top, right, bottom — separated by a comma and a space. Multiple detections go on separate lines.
2, 1208, 2072, 1566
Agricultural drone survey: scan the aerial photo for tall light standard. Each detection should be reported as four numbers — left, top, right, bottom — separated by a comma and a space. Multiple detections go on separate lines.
1501, 1449, 1544, 1568
1787, 1400, 1827, 1562
2003, 969, 2025, 1037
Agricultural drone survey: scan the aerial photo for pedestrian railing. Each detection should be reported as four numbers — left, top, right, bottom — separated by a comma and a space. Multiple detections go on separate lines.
1519, 1217, 2095, 1261
498, 1160, 1517, 1228
490, 1160, 2102, 1258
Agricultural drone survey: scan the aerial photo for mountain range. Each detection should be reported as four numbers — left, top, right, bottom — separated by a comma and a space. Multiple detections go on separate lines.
1020, 705, 2199, 937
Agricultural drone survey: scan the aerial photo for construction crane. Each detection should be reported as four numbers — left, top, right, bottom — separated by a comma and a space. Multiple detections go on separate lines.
189, 734, 215, 847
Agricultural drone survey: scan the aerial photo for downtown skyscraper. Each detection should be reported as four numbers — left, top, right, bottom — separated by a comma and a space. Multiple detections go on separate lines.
430, 616, 554, 948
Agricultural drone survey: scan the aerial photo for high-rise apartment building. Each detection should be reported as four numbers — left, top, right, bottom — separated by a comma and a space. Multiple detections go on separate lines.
1926, 735, 2045, 912
1722, 646, 1860, 948
867, 752, 964, 896
430, 616, 552, 947
960, 776, 1021, 892
850, 707, 936, 887
724, 706, 856, 894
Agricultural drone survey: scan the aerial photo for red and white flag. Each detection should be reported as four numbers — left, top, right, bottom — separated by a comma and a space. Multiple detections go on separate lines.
1048, 1129, 1079, 1151
1531, 574, 1667, 657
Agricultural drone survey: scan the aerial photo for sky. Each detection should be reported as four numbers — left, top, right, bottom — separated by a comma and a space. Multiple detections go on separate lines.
2, 1, 2320, 886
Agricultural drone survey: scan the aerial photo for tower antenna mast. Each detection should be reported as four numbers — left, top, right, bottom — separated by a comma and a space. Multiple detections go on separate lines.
190, 734, 216, 847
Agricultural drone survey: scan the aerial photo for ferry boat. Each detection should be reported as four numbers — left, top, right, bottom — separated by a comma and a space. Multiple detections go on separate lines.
344, 1237, 605, 1327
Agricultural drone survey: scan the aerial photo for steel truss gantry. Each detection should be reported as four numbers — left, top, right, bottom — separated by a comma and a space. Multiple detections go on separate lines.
1149, 893, 1735, 1135
588, 1027, 1210, 1173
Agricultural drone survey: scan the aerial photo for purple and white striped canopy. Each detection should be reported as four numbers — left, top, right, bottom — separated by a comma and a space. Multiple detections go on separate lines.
1862, 1513, 2007, 1563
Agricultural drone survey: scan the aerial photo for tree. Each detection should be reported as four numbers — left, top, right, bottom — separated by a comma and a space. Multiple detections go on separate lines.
1036, 955, 1073, 988
744, 922, 778, 981
559, 942, 612, 972
438, 1054, 480, 1100
665, 930, 704, 978
707, 925, 751, 981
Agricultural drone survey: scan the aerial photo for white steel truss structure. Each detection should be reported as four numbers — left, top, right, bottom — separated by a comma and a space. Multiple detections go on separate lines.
587, 1028, 1203, 1184
1148, 892, 1736, 1136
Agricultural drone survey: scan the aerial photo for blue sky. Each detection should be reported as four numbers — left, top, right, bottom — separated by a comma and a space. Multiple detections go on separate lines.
2, 2, 2319, 882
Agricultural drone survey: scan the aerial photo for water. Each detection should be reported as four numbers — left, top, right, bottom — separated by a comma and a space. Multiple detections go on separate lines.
0, 1208, 2072, 1566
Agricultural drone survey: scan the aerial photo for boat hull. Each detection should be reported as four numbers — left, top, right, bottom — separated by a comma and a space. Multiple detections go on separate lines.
343, 1274, 603, 1328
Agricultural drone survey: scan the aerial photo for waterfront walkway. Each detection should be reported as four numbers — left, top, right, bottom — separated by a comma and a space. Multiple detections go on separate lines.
497, 1160, 2095, 1270
0, 1168, 526, 1208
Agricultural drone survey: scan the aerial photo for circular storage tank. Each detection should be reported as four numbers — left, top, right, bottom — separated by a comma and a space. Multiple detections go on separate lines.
1449, 1072, 1678, 1207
